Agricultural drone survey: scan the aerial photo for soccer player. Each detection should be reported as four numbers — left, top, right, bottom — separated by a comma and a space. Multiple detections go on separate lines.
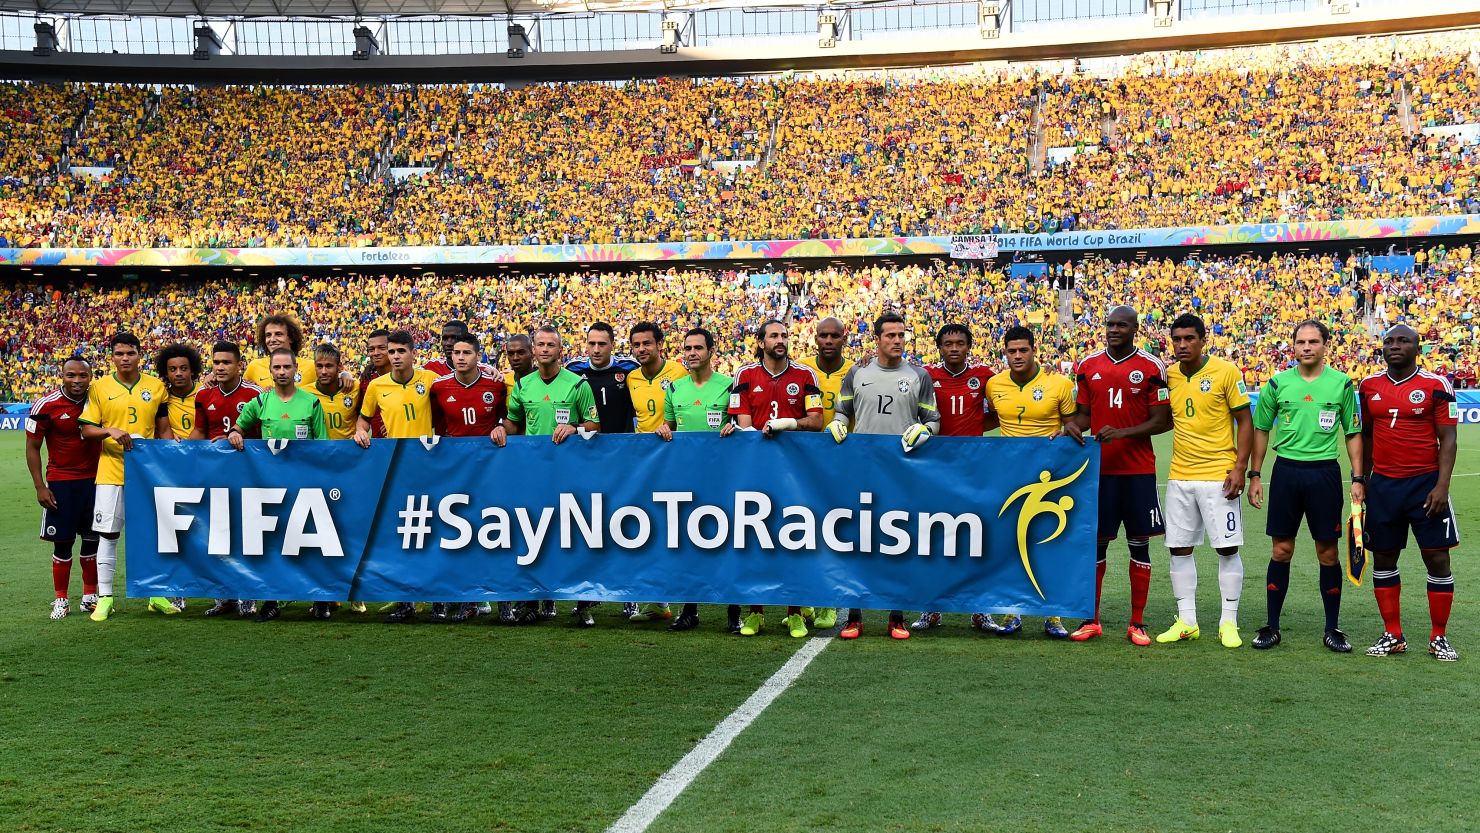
1159, 313, 1254, 649
356, 330, 441, 623
798, 316, 854, 426
624, 321, 686, 622
501, 333, 535, 389
567, 322, 639, 434
1247, 320, 1363, 653
155, 343, 203, 610
26, 357, 101, 620
829, 313, 940, 641
491, 325, 600, 625
245, 314, 318, 390
353, 328, 392, 440
656, 327, 736, 631
423, 320, 469, 376
228, 348, 329, 622
432, 333, 509, 623
983, 325, 1078, 639
1358, 324, 1460, 661
190, 341, 265, 618
728, 319, 825, 636
1059, 306, 1171, 646
306, 344, 360, 441
912, 323, 998, 631
77, 333, 178, 622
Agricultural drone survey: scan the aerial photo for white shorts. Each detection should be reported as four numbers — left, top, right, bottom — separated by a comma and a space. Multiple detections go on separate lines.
92, 484, 125, 535
1164, 480, 1244, 549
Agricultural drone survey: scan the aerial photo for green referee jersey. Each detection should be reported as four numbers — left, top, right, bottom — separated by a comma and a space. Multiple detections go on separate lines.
663, 372, 733, 432
1252, 365, 1360, 461
236, 388, 328, 440
507, 368, 599, 437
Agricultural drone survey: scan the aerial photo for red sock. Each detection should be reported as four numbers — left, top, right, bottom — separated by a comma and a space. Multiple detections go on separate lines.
1129, 560, 1152, 624
52, 558, 72, 599
1374, 585, 1403, 637
1427, 577, 1454, 640
1093, 560, 1107, 622
80, 556, 98, 595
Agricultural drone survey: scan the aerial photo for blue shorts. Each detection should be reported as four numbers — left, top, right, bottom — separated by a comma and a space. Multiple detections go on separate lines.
1265, 458, 1343, 541
39, 478, 97, 543
1366, 471, 1460, 553
1098, 474, 1166, 541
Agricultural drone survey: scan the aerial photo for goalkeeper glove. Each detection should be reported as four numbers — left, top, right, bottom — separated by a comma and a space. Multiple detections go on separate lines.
826, 421, 849, 444
901, 423, 932, 453
764, 417, 798, 434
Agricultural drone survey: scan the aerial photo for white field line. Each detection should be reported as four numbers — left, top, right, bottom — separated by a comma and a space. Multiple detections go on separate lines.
605, 636, 833, 833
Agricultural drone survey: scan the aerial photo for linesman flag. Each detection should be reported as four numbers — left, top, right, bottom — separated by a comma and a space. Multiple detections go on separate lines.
1346, 502, 1367, 587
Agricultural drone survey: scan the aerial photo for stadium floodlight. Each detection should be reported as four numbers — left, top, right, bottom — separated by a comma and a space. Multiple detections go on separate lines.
819, 12, 838, 48
193, 24, 223, 60
353, 26, 381, 60
508, 23, 530, 58
1148, 0, 1173, 27
980, 2, 1002, 39
32, 20, 59, 56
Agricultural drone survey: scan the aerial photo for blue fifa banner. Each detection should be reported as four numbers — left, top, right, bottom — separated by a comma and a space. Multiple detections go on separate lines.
124, 434, 1099, 616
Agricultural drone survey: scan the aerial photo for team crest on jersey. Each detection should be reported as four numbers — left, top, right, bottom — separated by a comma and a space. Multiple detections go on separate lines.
236, 402, 246, 413
967, 377, 981, 390
661, 379, 673, 392
786, 383, 800, 396
141, 390, 153, 402
294, 372, 303, 383
343, 396, 354, 409
1032, 388, 1044, 401
1199, 379, 1212, 393
415, 383, 427, 395
615, 373, 625, 383
1129, 370, 1145, 384
482, 392, 495, 404
897, 379, 911, 393
1409, 389, 1426, 404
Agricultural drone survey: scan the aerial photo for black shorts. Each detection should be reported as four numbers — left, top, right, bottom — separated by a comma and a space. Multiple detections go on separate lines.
1367, 471, 1461, 553
1098, 474, 1166, 540
39, 479, 97, 543
1265, 457, 1344, 541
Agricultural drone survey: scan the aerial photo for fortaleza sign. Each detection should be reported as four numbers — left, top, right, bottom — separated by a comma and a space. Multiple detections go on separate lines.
124, 434, 1099, 615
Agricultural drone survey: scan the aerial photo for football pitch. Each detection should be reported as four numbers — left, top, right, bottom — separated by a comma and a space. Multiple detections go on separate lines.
2, 429, 1477, 833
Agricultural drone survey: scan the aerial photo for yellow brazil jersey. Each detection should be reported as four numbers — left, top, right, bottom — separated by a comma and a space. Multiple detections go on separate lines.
360, 369, 438, 438
1166, 355, 1251, 481
244, 355, 318, 391
627, 360, 687, 433
306, 381, 361, 440
799, 356, 855, 425
985, 368, 1076, 438
79, 372, 171, 486
165, 383, 200, 439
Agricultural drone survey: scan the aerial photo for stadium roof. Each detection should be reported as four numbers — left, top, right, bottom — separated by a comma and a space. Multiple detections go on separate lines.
0, 0, 801, 16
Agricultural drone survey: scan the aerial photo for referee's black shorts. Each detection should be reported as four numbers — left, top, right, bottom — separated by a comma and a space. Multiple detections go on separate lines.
1265, 457, 1343, 541
39, 478, 97, 543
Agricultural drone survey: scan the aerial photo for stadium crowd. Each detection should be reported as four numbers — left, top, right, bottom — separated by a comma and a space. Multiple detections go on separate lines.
1, 31, 1476, 248
3, 244, 1478, 403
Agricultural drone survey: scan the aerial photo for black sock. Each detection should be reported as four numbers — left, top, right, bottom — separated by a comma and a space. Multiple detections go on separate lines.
1266, 560, 1291, 628
726, 604, 741, 625
889, 609, 904, 624
848, 607, 863, 624
1319, 563, 1342, 631
681, 603, 698, 618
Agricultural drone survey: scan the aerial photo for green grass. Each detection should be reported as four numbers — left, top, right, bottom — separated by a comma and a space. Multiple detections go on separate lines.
1, 429, 1477, 832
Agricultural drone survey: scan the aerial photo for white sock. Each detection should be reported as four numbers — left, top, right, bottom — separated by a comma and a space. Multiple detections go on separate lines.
1218, 551, 1244, 625
97, 537, 118, 596
1169, 554, 1198, 626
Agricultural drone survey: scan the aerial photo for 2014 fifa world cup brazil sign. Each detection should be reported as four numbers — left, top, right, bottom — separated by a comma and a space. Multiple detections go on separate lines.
125, 434, 1098, 615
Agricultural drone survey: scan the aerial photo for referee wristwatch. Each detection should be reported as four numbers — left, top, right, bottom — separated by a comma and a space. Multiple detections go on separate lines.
1351, 475, 1368, 484
1246, 470, 1261, 479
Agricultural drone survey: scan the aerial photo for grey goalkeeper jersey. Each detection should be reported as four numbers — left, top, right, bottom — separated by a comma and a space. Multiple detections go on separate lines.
833, 360, 940, 435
